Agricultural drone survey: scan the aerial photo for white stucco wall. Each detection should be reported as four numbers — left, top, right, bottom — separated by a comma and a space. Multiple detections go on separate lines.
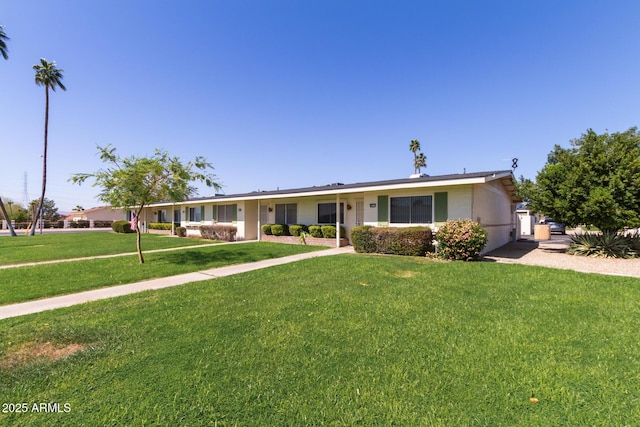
472, 181, 515, 253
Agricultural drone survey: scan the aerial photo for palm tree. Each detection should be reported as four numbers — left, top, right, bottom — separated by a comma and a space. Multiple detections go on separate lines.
0, 196, 17, 236
414, 152, 427, 175
30, 58, 66, 235
409, 139, 422, 174
0, 25, 9, 60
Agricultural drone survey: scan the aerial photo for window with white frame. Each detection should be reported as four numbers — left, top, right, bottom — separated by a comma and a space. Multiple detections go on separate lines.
317, 203, 344, 224
390, 196, 432, 224
275, 203, 297, 224
216, 205, 235, 223
188, 207, 202, 222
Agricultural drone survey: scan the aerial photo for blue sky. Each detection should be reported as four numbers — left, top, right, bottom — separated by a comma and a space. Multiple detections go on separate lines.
2, 1, 639, 212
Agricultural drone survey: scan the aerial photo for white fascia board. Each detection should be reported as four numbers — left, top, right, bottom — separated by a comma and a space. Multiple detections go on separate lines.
146, 172, 511, 208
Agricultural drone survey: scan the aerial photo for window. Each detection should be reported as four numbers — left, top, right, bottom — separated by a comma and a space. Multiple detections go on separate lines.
216, 205, 235, 222
188, 207, 202, 222
318, 203, 344, 224
275, 203, 297, 224
390, 196, 432, 224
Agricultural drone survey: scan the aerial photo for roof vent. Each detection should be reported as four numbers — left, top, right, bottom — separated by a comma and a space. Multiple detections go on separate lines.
409, 173, 428, 179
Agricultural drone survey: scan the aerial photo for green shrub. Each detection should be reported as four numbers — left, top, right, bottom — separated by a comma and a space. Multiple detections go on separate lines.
175, 226, 187, 237
70, 220, 90, 229
288, 224, 308, 236
200, 225, 237, 241
436, 219, 487, 261
321, 225, 336, 238
350, 226, 376, 253
568, 231, 638, 258
270, 224, 289, 236
350, 226, 433, 256
261, 224, 273, 235
112, 220, 132, 233
308, 225, 323, 238
149, 222, 173, 230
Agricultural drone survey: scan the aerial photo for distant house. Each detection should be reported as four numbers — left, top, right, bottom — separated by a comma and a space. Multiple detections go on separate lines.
140, 170, 521, 253
66, 206, 125, 223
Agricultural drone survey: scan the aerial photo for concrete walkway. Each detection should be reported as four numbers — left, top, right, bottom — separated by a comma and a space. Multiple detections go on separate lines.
0, 246, 354, 320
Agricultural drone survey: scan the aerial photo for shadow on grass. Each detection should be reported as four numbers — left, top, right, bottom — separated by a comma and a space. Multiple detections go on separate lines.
160, 249, 250, 266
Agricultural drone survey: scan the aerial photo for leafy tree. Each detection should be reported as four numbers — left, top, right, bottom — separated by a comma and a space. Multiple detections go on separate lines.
28, 198, 60, 222
409, 139, 427, 174
0, 25, 8, 60
30, 58, 66, 235
531, 127, 640, 232
71, 145, 221, 263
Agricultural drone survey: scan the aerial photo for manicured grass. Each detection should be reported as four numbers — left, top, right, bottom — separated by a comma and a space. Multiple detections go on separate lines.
0, 242, 324, 305
1, 255, 639, 425
0, 232, 214, 266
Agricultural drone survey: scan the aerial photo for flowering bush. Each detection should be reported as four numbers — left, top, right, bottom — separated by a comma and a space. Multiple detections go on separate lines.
436, 219, 487, 261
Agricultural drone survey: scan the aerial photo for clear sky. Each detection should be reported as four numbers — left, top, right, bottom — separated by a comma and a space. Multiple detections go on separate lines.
2, 0, 639, 212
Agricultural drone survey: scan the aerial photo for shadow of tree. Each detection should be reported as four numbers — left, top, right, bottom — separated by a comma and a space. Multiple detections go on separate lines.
483, 240, 540, 261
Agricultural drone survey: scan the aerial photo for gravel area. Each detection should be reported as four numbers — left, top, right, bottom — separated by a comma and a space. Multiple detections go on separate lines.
484, 235, 640, 278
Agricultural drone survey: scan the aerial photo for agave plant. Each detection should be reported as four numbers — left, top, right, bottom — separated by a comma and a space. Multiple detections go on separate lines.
568, 231, 633, 258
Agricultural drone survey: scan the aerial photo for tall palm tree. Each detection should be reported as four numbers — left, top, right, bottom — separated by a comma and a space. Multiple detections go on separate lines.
409, 139, 422, 174
414, 152, 427, 175
0, 25, 9, 60
30, 58, 66, 235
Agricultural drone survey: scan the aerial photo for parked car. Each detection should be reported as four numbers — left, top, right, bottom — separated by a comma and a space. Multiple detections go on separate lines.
543, 218, 566, 234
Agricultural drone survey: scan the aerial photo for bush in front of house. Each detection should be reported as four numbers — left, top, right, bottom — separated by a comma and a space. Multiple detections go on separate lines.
320, 225, 347, 239
200, 225, 237, 242
176, 226, 187, 237
112, 220, 132, 233
149, 222, 173, 230
351, 226, 433, 256
270, 224, 290, 236
288, 224, 309, 236
436, 219, 487, 261
261, 224, 273, 235
308, 225, 323, 238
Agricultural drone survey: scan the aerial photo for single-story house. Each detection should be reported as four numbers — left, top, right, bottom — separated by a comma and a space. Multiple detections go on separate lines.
65, 206, 125, 222
139, 170, 521, 254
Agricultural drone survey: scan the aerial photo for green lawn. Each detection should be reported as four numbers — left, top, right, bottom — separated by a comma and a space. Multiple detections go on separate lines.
1, 255, 639, 425
0, 242, 324, 305
0, 232, 215, 266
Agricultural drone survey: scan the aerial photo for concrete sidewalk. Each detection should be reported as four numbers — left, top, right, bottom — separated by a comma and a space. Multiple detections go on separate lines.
0, 246, 354, 320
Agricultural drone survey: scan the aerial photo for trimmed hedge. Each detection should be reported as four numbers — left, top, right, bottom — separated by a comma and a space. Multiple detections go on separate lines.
350, 226, 434, 256
308, 225, 323, 238
288, 224, 308, 236
261, 224, 273, 235
270, 224, 290, 236
112, 220, 132, 233
149, 222, 173, 230
200, 225, 237, 242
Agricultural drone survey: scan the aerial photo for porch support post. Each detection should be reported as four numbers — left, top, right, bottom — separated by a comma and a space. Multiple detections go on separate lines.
171, 203, 175, 236
336, 193, 340, 248
257, 199, 261, 242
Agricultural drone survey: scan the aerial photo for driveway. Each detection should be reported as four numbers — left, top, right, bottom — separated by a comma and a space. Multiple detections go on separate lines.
484, 234, 640, 278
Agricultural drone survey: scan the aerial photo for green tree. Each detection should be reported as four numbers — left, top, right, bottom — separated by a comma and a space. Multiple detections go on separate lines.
71, 145, 221, 263
30, 58, 66, 235
28, 198, 60, 222
531, 127, 640, 232
0, 25, 8, 60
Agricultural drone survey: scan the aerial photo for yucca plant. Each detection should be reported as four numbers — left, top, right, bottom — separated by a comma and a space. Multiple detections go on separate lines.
568, 231, 634, 258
